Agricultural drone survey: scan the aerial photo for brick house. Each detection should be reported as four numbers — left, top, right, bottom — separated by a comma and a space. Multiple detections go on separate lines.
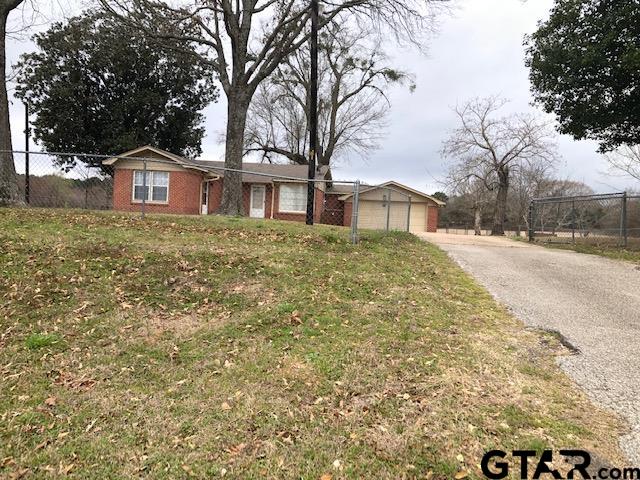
103, 146, 444, 232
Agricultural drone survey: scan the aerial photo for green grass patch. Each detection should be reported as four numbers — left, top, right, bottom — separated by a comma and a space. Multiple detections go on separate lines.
24, 332, 62, 350
0, 208, 624, 479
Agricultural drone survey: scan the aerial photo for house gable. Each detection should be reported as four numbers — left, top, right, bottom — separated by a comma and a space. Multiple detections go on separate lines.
338, 181, 446, 206
103, 146, 214, 175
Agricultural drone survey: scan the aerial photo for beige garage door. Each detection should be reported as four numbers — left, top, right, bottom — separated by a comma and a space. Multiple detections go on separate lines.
358, 200, 419, 231
409, 203, 427, 233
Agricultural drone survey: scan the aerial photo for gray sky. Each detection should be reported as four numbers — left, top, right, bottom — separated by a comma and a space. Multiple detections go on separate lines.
6, 0, 638, 193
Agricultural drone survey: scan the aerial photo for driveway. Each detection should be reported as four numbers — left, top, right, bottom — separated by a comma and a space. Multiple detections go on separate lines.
420, 232, 640, 462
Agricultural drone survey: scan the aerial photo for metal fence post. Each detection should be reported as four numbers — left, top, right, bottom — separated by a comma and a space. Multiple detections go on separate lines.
24, 102, 30, 205
406, 196, 412, 232
350, 180, 360, 244
141, 159, 147, 219
621, 191, 628, 248
528, 201, 535, 242
571, 199, 576, 244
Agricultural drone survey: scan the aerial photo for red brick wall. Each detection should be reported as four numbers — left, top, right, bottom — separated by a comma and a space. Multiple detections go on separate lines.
320, 194, 344, 226
242, 184, 251, 215
343, 201, 353, 227
112, 168, 203, 215
427, 205, 439, 232
207, 179, 223, 214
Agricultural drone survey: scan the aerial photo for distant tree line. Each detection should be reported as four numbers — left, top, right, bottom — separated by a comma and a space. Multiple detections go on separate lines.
439, 174, 595, 236
15, 173, 112, 209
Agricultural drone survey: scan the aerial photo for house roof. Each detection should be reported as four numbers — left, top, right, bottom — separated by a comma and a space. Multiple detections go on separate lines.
103, 146, 329, 184
191, 160, 330, 184
338, 181, 446, 206
325, 184, 356, 195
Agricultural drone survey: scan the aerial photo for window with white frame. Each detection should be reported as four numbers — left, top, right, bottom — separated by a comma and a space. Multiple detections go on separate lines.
279, 184, 307, 213
133, 171, 169, 203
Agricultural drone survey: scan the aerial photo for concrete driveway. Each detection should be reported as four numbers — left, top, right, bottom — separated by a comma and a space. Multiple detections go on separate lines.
420, 232, 640, 462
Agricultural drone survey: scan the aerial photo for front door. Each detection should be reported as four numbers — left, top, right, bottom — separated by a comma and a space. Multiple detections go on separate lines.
250, 185, 266, 218
201, 182, 209, 215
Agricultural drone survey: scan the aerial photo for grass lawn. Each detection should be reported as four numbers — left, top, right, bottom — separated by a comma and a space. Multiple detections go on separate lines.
0, 209, 624, 479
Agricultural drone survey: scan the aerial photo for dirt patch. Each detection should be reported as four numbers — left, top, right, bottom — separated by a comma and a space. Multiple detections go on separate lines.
224, 280, 276, 305
277, 356, 319, 387
420, 232, 531, 248
118, 307, 230, 340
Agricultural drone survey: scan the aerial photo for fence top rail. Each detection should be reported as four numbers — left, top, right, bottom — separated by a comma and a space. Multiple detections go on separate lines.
5, 149, 426, 200
532, 192, 628, 204
3, 149, 360, 186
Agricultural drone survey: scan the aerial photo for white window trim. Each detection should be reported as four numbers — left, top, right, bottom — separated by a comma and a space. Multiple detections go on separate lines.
278, 183, 307, 214
131, 170, 170, 204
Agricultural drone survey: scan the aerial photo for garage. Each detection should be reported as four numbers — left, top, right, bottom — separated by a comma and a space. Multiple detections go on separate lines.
339, 181, 444, 233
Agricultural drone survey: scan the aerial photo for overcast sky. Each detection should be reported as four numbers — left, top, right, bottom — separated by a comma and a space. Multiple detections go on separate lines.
5, 0, 638, 193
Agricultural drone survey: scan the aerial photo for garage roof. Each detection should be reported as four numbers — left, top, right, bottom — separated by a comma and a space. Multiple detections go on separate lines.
338, 181, 446, 206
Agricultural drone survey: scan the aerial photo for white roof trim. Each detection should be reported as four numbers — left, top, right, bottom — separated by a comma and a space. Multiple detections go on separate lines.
102, 145, 213, 174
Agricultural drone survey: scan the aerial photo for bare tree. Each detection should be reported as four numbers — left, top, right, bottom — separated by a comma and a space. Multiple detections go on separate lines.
507, 161, 554, 235
442, 96, 558, 235
0, 0, 24, 205
604, 145, 640, 183
445, 161, 494, 235
99, 0, 445, 215
0, 0, 52, 205
532, 178, 593, 235
245, 22, 411, 166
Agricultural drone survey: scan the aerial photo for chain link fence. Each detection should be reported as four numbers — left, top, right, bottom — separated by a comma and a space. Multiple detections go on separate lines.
2, 150, 423, 244
529, 192, 640, 249
439, 222, 528, 237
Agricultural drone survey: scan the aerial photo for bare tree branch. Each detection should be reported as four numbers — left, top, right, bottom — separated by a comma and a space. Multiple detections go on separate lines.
441, 96, 559, 235
605, 145, 640, 183
98, 0, 448, 214
245, 21, 411, 166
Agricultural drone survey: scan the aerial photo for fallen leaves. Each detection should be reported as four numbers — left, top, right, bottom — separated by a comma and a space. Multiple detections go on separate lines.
0, 209, 627, 479
53, 371, 97, 391
289, 310, 303, 325
181, 464, 196, 477
58, 462, 75, 475
227, 443, 247, 456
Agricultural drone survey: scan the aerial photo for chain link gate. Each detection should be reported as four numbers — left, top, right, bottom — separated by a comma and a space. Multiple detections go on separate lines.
528, 192, 640, 248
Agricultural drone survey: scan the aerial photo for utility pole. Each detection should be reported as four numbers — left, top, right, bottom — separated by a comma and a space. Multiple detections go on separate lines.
24, 102, 30, 204
306, 0, 319, 226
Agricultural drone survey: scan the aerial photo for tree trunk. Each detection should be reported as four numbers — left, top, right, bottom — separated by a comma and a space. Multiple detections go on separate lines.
491, 170, 509, 236
0, 12, 19, 206
219, 89, 251, 216
474, 205, 482, 236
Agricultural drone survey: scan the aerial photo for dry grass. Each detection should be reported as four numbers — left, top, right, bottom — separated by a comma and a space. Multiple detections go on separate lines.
525, 236, 640, 264
0, 208, 625, 479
